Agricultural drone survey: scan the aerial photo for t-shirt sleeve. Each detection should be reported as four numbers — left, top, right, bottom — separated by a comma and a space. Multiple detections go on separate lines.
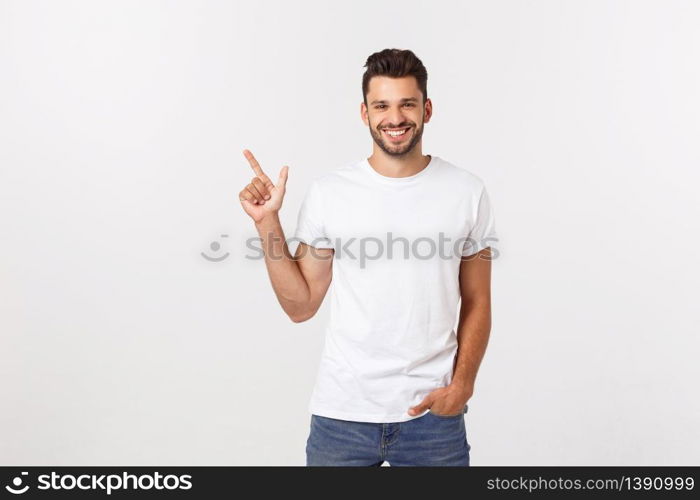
291, 180, 335, 252
461, 184, 499, 257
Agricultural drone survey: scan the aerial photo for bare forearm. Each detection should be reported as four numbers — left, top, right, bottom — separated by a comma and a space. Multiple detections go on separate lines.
452, 299, 492, 389
254, 214, 311, 316
407, 298, 492, 417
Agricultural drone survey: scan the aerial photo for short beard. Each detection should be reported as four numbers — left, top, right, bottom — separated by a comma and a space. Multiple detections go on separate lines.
370, 122, 424, 158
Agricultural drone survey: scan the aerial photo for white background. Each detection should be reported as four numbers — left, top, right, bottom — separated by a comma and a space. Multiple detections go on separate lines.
1, 0, 698, 465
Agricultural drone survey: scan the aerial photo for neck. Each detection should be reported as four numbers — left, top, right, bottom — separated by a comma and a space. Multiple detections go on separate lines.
367, 146, 431, 178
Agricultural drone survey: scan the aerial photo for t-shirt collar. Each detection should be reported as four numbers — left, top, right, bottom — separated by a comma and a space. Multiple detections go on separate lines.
360, 154, 439, 184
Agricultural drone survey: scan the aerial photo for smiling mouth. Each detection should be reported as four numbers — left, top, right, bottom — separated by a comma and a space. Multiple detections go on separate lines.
382, 126, 411, 141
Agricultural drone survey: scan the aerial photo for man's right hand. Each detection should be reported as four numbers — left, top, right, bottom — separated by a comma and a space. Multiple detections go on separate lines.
239, 149, 289, 223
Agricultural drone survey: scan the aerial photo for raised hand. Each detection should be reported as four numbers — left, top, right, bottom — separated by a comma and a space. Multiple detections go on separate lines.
239, 149, 289, 223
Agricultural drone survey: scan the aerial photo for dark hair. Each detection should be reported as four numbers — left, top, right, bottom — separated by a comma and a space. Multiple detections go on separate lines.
362, 48, 428, 106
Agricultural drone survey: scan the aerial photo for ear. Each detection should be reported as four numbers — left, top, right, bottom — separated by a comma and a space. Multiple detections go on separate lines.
423, 97, 433, 124
360, 101, 370, 126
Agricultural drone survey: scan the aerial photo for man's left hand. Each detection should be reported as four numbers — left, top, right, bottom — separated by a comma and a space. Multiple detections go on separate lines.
408, 382, 474, 416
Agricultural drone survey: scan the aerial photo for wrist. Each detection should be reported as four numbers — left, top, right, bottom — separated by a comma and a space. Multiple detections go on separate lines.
254, 212, 280, 230
450, 377, 474, 396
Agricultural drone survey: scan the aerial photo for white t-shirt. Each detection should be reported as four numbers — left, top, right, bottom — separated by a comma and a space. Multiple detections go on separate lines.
292, 154, 498, 423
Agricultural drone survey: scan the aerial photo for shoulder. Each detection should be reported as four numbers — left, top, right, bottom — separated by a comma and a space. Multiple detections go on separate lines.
433, 156, 487, 195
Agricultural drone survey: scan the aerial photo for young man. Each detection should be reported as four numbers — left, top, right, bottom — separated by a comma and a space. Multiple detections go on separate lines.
239, 48, 498, 466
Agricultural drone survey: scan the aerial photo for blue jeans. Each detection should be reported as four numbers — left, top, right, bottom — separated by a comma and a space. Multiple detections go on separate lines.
305, 405, 471, 466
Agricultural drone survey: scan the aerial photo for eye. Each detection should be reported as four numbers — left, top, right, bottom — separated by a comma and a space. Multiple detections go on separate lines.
404, 103, 415, 107
375, 105, 386, 109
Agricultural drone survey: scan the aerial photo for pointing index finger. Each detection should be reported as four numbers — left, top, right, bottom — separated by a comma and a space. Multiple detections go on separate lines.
243, 149, 273, 186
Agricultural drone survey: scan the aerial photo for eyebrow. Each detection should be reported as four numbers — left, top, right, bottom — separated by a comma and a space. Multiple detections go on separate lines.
369, 97, 420, 105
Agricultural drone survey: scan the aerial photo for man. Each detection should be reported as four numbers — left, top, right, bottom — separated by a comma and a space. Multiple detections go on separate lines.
238, 48, 498, 466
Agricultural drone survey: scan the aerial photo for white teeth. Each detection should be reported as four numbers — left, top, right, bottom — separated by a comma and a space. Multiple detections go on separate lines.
385, 128, 408, 137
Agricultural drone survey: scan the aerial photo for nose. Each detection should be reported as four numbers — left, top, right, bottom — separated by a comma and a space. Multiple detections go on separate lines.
387, 106, 407, 128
